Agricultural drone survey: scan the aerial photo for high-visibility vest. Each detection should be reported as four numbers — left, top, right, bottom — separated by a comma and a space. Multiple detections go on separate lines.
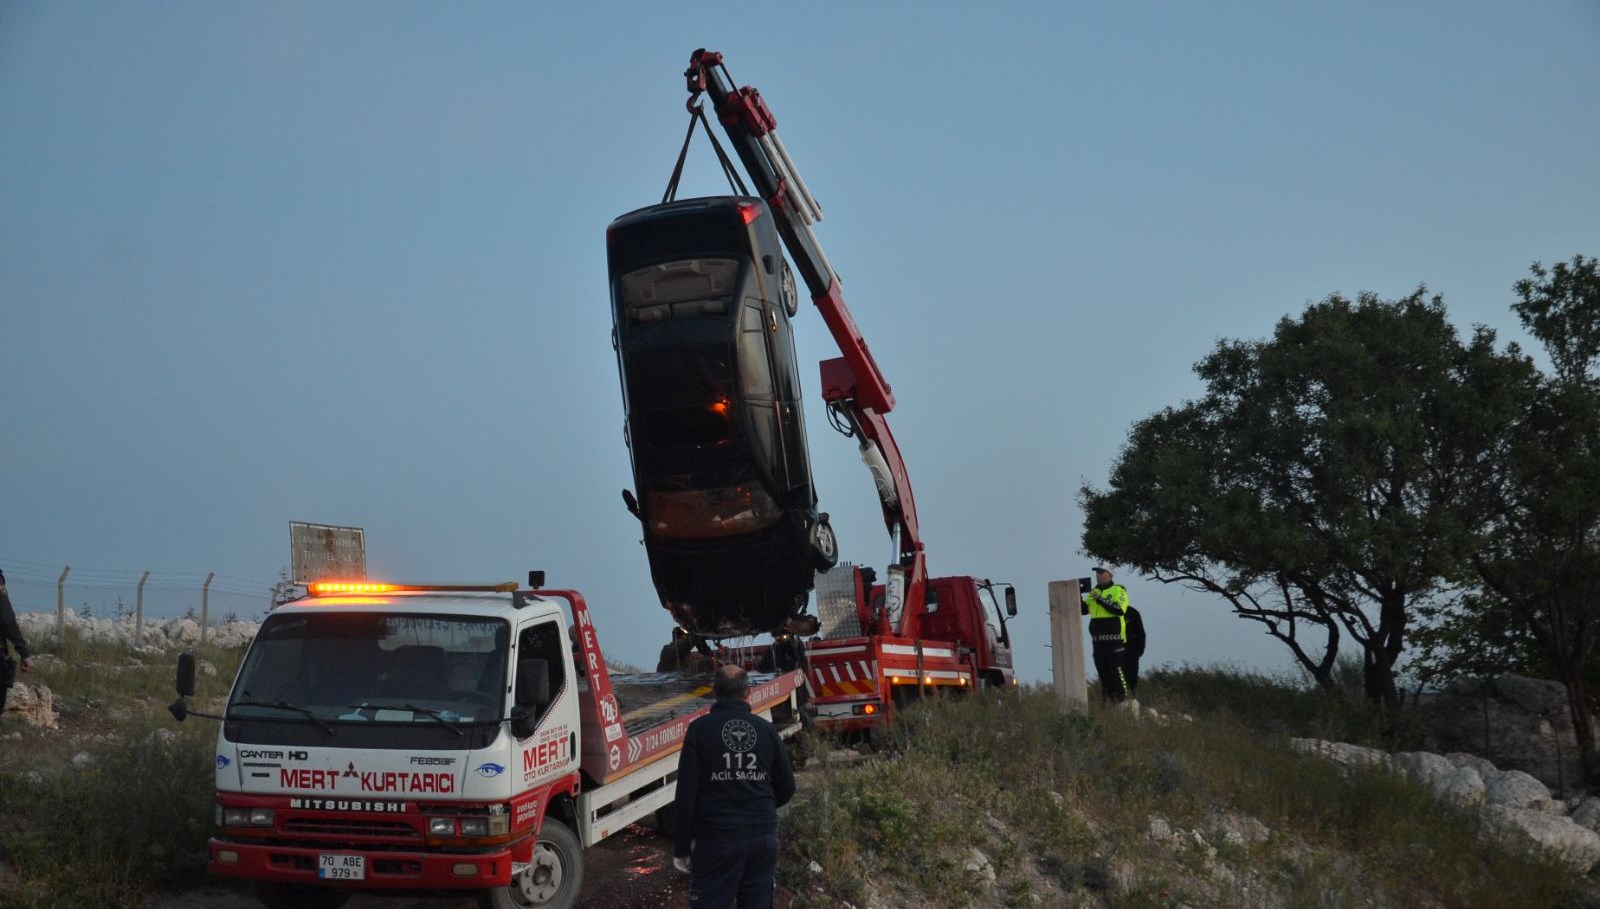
1082, 584, 1129, 642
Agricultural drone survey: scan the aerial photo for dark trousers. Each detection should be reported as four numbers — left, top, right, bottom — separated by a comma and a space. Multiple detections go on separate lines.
1092, 642, 1128, 702
1, 657, 14, 714
1123, 651, 1141, 694
690, 831, 779, 909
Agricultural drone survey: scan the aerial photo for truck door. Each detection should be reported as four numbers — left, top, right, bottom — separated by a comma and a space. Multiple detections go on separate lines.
976, 585, 1013, 671
513, 618, 579, 792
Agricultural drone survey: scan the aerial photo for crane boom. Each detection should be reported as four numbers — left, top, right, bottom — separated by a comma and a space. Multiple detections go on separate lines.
685, 49, 926, 632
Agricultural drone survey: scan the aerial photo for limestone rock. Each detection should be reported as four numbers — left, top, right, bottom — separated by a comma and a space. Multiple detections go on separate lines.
1289, 738, 1391, 774
2, 683, 57, 728
1445, 751, 1498, 778
1483, 805, 1600, 872
1394, 751, 1457, 787
1570, 797, 1600, 832
1433, 766, 1487, 807
1485, 770, 1557, 812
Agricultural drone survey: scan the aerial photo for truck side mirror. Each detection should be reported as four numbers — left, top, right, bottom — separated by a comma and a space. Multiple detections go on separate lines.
176, 653, 197, 697
1005, 588, 1018, 617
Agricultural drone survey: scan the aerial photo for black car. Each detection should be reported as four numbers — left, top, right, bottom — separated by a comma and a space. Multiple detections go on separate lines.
608, 196, 837, 637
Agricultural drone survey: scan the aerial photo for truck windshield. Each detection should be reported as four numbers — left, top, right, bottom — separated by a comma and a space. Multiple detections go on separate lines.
231, 612, 510, 729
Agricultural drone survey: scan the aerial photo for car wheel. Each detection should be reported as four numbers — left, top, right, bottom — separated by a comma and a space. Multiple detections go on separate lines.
256, 883, 350, 909
808, 515, 838, 569
478, 818, 584, 909
780, 259, 800, 318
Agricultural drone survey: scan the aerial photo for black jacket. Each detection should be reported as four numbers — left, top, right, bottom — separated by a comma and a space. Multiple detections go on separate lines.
673, 697, 795, 857
0, 586, 29, 663
1125, 605, 1146, 658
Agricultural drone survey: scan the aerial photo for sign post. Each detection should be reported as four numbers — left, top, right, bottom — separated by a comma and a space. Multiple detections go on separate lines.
290, 522, 367, 586
1048, 580, 1089, 712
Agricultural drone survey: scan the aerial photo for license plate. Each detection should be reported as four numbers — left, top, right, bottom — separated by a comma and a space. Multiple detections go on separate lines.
318, 853, 365, 880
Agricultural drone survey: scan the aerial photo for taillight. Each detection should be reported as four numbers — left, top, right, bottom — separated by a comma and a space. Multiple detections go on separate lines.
739, 202, 763, 224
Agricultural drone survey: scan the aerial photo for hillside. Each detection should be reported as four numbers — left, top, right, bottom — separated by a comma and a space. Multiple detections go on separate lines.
3, 628, 1596, 908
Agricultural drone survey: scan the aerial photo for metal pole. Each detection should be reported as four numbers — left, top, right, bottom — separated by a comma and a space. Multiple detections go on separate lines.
201, 572, 214, 647
1048, 580, 1089, 712
135, 570, 150, 647
57, 565, 70, 644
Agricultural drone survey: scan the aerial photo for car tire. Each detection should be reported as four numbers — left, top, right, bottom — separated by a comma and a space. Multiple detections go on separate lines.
478, 818, 584, 909
780, 259, 800, 318
808, 515, 838, 570
256, 883, 350, 909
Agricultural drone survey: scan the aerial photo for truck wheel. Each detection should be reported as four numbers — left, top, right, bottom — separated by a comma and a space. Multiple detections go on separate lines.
480, 818, 584, 909
808, 515, 838, 569
256, 883, 350, 909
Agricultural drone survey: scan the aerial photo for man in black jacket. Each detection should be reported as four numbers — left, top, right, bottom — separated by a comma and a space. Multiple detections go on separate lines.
673, 665, 795, 909
1, 570, 36, 715
1123, 605, 1146, 696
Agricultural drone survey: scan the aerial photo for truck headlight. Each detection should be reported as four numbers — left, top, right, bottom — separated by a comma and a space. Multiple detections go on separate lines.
459, 818, 489, 837
222, 808, 250, 827
249, 808, 274, 827
429, 817, 457, 836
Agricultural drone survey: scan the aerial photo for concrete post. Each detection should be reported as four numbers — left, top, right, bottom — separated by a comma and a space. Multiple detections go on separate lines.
1048, 580, 1089, 711
56, 565, 70, 644
135, 570, 150, 647
201, 572, 214, 647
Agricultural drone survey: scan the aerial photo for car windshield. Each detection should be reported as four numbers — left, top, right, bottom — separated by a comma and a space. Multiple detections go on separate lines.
231, 612, 510, 725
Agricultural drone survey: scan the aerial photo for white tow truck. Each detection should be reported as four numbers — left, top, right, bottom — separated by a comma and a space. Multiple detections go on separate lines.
169, 577, 806, 909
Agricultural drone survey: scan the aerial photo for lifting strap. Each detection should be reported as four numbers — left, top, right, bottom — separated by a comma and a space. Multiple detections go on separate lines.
662, 103, 749, 204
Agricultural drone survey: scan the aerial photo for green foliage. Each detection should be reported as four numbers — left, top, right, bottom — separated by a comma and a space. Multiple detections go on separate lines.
0, 632, 248, 907
1081, 290, 1532, 707
0, 721, 220, 908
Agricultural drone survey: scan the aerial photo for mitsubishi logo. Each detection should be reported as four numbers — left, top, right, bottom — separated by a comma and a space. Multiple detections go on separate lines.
343, 762, 359, 779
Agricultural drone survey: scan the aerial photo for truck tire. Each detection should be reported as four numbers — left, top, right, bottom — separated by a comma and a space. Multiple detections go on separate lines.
479, 817, 584, 909
256, 883, 350, 909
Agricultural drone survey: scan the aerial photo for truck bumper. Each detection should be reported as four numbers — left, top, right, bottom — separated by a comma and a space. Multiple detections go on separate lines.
209, 837, 515, 889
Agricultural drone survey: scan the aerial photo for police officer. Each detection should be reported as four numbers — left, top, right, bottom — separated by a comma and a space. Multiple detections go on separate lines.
1081, 566, 1130, 701
1123, 603, 1146, 696
672, 664, 795, 909
1, 570, 36, 715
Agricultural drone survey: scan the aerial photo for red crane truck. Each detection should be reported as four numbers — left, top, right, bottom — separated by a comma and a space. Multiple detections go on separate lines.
679, 51, 1020, 736
169, 577, 805, 909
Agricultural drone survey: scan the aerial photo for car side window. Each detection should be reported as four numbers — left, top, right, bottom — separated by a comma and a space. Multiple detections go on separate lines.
739, 302, 774, 397
518, 620, 567, 723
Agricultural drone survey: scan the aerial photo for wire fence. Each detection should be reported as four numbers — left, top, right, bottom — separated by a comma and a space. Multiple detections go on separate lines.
1, 557, 278, 646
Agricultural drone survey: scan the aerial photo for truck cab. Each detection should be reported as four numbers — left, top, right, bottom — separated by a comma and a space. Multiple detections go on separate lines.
174, 582, 805, 909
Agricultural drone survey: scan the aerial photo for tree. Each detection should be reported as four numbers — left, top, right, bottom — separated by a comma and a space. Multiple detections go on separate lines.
1082, 291, 1530, 710
1469, 256, 1600, 780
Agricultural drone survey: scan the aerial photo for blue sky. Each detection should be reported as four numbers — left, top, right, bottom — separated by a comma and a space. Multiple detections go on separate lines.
3, 2, 1597, 683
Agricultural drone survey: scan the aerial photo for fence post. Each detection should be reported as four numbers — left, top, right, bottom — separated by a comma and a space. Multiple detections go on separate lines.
56, 565, 70, 644
201, 572, 214, 647
1048, 580, 1089, 712
135, 570, 150, 647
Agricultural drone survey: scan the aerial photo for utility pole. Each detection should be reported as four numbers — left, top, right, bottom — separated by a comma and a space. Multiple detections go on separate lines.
1048, 580, 1089, 711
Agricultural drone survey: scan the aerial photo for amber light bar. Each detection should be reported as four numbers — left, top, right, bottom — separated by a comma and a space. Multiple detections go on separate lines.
307, 581, 519, 596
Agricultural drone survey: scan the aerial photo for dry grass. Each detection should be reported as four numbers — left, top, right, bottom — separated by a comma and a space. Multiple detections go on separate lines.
780, 680, 1591, 909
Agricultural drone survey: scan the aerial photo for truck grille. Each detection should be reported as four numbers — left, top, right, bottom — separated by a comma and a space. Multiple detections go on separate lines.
282, 817, 420, 840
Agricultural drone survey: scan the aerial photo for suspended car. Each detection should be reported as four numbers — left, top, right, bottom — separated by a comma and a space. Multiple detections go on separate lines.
607, 196, 837, 637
